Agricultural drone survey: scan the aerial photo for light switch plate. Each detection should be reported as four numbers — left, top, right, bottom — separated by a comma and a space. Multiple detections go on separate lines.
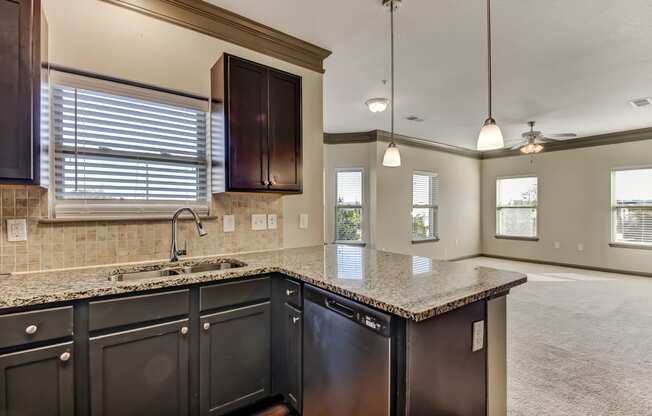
252, 214, 267, 231
577, 243, 584, 252
472, 320, 485, 352
267, 214, 278, 230
6, 219, 27, 242
223, 215, 235, 233
554, 241, 561, 249
299, 213, 309, 229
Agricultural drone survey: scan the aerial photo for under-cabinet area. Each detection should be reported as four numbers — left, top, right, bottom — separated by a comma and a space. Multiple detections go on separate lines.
0, 262, 513, 416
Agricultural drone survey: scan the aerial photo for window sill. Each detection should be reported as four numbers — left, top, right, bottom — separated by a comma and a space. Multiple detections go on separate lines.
38, 215, 218, 223
609, 242, 652, 250
412, 237, 440, 244
494, 235, 539, 242
333, 241, 366, 247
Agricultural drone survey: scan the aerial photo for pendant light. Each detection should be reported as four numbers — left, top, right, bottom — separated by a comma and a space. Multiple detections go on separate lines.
382, 0, 401, 167
477, 0, 504, 151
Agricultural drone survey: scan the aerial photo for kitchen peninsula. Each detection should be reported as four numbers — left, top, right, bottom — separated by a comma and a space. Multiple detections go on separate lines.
0, 245, 526, 415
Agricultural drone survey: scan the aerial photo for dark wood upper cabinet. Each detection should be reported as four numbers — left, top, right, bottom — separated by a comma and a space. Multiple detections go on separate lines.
0, 0, 45, 184
211, 54, 302, 194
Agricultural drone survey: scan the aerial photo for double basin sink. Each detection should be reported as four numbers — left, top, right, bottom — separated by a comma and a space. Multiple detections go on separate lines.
108, 259, 246, 282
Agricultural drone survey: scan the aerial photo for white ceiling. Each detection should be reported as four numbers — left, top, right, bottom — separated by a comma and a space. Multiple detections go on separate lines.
206, 0, 652, 149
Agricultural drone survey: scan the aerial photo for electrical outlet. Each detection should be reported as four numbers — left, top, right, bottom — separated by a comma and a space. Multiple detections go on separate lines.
267, 214, 278, 230
299, 214, 309, 229
6, 219, 27, 242
223, 215, 235, 233
251, 214, 267, 231
577, 243, 584, 252
554, 241, 561, 249
472, 320, 485, 352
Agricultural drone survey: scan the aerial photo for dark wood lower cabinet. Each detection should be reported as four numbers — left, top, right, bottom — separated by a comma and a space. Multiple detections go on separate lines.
200, 302, 271, 416
0, 342, 74, 416
89, 319, 190, 416
282, 303, 302, 413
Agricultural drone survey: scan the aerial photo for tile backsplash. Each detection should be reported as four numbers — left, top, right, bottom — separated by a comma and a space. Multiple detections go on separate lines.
0, 185, 283, 273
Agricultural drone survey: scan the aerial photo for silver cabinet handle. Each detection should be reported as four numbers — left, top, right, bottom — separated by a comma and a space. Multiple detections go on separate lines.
60, 352, 71, 362
203, 323, 211, 331
292, 317, 300, 324
180, 326, 189, 335
286, 289, 297, 296
25, 325, 38, 335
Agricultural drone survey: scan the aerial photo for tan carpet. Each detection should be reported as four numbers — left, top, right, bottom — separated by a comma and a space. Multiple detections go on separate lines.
458, 257, 652, 416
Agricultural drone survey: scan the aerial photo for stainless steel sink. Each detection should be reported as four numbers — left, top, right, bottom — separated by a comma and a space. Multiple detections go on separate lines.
108, 259, 246, 282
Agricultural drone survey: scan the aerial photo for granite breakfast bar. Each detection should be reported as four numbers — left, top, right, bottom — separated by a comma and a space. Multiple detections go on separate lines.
0, 245, 526, 415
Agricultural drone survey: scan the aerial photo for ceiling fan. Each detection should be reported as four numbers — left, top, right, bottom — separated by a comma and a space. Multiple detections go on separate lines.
508, 121, 577, 154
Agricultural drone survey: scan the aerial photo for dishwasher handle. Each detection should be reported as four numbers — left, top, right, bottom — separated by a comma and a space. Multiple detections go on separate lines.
324, 298, 356, 319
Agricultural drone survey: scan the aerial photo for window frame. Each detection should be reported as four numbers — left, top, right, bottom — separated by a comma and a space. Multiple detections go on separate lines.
495, 175, 539, 241
610, 166, 652, 249
411, 170, 439, 243
47, 70, 211, 220
334, 168, 364, 244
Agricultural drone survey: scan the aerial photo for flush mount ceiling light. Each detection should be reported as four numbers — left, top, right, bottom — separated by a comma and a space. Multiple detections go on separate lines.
381, 0, 401, 167
477, 0, 504, 151
365, 97, 390, 113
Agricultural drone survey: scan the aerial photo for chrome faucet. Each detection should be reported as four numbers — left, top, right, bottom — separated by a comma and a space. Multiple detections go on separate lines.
170, 207, 207, 262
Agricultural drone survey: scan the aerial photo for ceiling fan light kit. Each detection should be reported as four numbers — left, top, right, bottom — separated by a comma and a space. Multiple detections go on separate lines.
381, 0, 402, 167
476, 0, 504, 151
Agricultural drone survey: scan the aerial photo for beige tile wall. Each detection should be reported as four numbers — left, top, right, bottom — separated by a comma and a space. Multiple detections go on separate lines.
0, 185, 283, 273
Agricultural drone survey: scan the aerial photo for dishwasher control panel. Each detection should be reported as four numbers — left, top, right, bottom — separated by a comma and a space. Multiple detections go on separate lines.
358, 313, 388, 335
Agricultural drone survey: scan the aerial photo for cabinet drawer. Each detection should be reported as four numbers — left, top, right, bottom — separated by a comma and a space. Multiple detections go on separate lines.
284, 278, 302, 309
0, 306, 73, 349
200, 277, 271, 311
89, 290, 189, 331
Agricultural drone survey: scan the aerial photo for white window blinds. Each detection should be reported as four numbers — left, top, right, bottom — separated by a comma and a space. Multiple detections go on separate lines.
335, 169, 363, 242
49, 71, 209, 219
612, 168, 652, 246
496, 176, 538, 238
412, 172, 439, 241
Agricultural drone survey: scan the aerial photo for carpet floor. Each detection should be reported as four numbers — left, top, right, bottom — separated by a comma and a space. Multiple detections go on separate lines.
458, 257, 652, 416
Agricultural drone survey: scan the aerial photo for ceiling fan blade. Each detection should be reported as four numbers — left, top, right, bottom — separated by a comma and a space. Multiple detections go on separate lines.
548, 133, 577, 138
509, 142, 525, 150
538, 137, 559, 143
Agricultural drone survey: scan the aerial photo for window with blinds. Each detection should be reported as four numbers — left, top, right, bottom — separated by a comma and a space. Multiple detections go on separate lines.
412, 172, 439, 241
612, 168, 652, 246
496, 176, 538, 238
335, 169, 363, 242
48, 71, 209, 219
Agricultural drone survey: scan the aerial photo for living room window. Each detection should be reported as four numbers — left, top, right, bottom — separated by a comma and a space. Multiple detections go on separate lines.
48, 71, 209, 219
335, 169, 363, 242
496, 176, 538, 239
412, 171, 439, 242
611, 167, 652, 247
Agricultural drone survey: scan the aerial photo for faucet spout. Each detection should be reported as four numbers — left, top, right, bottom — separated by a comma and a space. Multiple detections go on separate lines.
170, 207, 207, 262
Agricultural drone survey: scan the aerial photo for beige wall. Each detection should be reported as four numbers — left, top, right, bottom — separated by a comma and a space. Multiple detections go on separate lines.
481, 140, 652, 274
0, 0, 325, 273
324, 141, 482, 259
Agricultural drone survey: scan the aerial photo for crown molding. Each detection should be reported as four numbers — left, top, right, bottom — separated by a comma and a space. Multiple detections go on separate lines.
100, 0, 332, 73
482, 127, 652, 159
324, 130, 482, 160
325, 127, 652, 160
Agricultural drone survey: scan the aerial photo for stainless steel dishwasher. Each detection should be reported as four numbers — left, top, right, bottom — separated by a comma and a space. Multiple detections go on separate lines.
303, 285, 393, 416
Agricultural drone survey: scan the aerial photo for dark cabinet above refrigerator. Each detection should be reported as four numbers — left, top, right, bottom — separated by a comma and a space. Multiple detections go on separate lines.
210, 54, 302, 194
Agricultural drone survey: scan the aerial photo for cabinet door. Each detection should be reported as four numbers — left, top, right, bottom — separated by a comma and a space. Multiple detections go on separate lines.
0, 0, 39, 182
267, 69, 302, 192
283, 303, 302, 413
226, 56, 268, 191
89, 320, 189, 416
200, 302, 271, 415
0, 342, 74, 416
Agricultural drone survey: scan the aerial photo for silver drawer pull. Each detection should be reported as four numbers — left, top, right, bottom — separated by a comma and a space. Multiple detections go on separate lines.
25, 325, 38, 335
292, 317, 300, 324
203, 323, 211, 331
286, 289, 297, 296
59, 352, 71, 362
180, 326, 189, 335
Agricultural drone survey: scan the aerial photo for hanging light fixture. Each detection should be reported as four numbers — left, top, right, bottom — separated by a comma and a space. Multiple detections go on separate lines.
477, 0, 504, 151
382, 0, 401, 167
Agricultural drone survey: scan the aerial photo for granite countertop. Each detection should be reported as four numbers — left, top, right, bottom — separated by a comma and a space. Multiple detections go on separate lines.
0, 245, 526, 321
